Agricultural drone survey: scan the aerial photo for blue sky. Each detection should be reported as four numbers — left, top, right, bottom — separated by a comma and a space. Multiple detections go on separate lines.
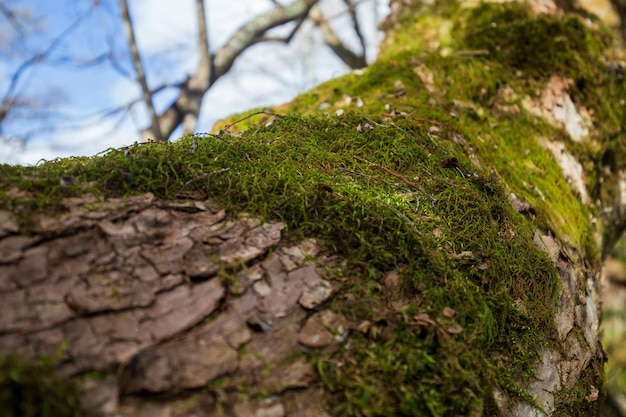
0, 0, 388, 165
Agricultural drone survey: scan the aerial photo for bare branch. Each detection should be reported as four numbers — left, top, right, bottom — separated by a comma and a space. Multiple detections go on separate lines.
47, 52, 110, 68
0, 3, 28, 39
181, 0, 211, 134
119, 0, 163, 142
213, 0, 319, 77
309, 3, 366, 69
1, 6, 95, 125
253, 14, 308, 45
142, 0, 319, 141
140, 0, 210, 141
342, 0, 367, 62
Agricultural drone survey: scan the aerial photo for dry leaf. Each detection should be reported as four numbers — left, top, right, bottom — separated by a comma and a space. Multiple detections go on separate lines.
357, 320, 371, 334
413, 313, 436, 327
383, 270, 400, 290
394, 79, 406, 97
433, 227, 443, 238
443, 307, 456, 318
585, 385, 598, 402
447, 324, 463, 334
436, 327, 449, 343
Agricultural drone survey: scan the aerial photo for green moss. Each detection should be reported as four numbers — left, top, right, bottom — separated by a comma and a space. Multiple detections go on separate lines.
460, 3, 610, 78
0, 354, 79, 417
553, 355, 604, 416
0, 113, 560, 415
230, 0, 624, 262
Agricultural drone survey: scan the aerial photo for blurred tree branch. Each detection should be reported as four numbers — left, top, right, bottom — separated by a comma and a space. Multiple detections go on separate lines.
0, 3, 95, 135
0, 0, 384, 152
119, 0, 164, 141
309, 2, 367, 69
141, 0, 320, 141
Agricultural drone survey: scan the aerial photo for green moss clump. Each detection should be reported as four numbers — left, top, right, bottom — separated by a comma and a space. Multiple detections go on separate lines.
461, 3, 610, 79
0, 112, 561, 415
239, 0, 624, 264
0, 354, 79, 417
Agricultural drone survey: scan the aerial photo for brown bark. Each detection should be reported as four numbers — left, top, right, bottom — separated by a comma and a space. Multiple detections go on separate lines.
0, 194, 339, 416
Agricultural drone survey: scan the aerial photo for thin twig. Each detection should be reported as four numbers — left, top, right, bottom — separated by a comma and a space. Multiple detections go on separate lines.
224, 111, 285, 130
1, 6, 95, 121
119, 0, 163, 142
356, 157, 437, 204
185, 168, 230, 185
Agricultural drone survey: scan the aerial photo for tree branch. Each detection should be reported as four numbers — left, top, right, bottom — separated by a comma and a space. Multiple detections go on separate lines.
142, 0, 319, 141
119, 0, 163, 142
212, 0, 319, 77
1, 6, 94, 125
309, 3, 366, 69
181, 0, 211, 134
342, 0, 367, 63
0, 3, 28, 39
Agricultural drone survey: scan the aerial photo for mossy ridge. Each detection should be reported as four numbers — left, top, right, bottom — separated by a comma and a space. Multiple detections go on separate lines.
2, 112, 558, 415
204, 1, 622, 413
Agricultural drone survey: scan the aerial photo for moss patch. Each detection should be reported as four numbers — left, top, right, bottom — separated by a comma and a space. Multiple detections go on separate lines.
1, 112, 558, 415
217, 1, 626, 264
0, 354, 79, 417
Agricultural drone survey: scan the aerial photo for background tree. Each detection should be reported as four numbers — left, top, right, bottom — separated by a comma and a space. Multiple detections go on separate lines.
0, 0, 384, 161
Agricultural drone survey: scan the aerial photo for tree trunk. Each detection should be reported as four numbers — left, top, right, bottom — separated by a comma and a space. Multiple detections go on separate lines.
1, 0, 624, 416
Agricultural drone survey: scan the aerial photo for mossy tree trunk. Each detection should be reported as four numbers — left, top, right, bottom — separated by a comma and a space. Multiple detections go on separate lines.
361, 0, 624, 414
1, 0, 625, 416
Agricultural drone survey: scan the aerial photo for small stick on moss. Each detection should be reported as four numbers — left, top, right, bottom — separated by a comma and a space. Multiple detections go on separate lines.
451, 49, 490, 57
356, 157, 437, 205
185, 168, 230, 185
